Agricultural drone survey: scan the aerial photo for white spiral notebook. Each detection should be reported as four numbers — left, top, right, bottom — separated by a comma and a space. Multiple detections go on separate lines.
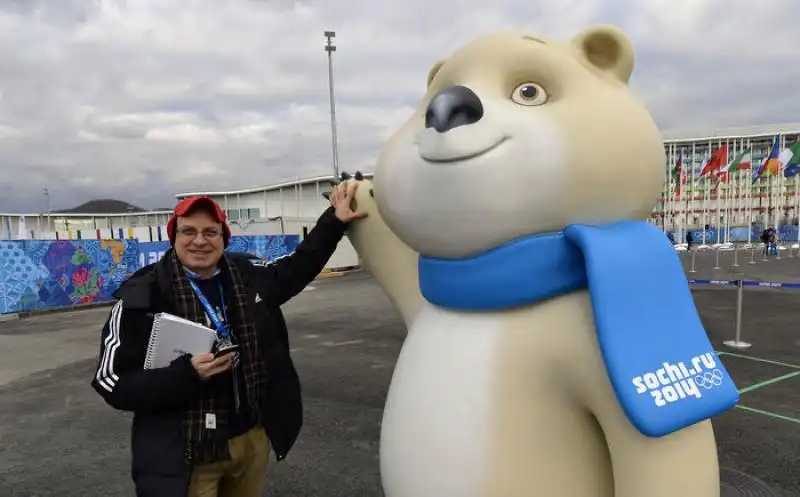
143, 312, 218, 369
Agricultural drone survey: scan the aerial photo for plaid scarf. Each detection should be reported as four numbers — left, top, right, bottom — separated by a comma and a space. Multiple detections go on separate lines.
166, 250, 267, 465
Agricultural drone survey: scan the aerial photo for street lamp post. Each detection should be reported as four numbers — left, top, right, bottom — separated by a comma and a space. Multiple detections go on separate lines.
324, 31, 340, 180
43, 188, 51, 233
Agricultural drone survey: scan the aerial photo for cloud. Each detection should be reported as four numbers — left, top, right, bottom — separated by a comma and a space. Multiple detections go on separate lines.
0, 0, 796, 211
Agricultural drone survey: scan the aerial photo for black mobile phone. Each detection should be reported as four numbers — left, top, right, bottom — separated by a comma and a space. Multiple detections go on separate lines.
214, 344, 240, 358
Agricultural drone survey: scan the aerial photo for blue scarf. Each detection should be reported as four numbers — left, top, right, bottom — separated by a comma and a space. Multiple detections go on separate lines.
418, 220, 739, 437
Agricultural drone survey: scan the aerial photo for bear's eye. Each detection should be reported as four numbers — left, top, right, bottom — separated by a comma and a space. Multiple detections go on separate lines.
511, 83, 547, 106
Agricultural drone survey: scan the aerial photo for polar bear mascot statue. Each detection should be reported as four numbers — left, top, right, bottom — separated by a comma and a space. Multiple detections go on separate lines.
341, 24, 739, 497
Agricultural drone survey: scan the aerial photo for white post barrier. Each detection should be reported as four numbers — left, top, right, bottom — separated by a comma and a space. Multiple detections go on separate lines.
689, 250, 697, 273
723, 279, 751, 349
749, 246, 757, 264
776, 242, 782, 260
713, 247, 721, 270
731, 245, 739, 267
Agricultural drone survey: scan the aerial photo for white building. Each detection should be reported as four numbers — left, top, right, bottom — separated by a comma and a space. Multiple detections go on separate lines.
173, 173, 374, 234
0, 210, 172, 241
174, 172, 374, 269
0, 173, 373, 240
5, 121, 800, 249
656, 122, 800, 231
0, 173, 373, 269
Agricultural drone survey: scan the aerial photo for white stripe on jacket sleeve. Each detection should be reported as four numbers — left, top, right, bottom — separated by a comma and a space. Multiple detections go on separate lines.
95, 300, 124, 393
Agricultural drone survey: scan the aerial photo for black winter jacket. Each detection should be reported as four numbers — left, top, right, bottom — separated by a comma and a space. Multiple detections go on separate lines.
89, 207, 346, 497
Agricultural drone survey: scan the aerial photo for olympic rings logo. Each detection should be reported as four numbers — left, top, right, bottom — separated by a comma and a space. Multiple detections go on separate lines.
693, 369, 723, 389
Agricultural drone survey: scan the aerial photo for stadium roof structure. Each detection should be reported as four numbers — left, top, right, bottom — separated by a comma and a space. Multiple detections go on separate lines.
662, 122, 800, 142
174, 171, 375, 198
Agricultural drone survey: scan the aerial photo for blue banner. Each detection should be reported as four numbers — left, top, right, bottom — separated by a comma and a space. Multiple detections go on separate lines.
689, 279, 800, 289
135, 234, 300, 267
666, 225, 800, 243
0, 235, 301, 315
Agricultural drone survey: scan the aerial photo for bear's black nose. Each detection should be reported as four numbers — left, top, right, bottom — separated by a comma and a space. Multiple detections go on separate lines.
424, 85, 483, 133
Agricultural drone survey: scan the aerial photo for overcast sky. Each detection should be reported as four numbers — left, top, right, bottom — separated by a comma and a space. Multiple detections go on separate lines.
0, 0, 797, 212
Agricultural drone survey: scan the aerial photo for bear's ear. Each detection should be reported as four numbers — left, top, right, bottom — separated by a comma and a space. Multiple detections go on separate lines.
571, 25, 634, 84
426, 59, 446, 88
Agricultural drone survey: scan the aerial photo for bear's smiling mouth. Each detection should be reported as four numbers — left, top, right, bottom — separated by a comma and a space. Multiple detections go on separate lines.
419, 137, 508, 164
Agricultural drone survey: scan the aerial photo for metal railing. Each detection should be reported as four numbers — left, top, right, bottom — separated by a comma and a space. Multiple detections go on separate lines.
686, 242, 797, 272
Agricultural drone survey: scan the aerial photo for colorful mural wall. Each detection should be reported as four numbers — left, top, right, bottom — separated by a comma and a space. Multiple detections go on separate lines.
0, 235, 300, 315
136, 234, 300, 268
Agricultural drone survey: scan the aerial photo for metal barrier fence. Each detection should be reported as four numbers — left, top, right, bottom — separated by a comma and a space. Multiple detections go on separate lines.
688, 278, 800, 351
686, 242, 800, 272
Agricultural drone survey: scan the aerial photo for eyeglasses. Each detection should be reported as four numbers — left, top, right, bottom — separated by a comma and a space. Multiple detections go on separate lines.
177, 227, 222, 239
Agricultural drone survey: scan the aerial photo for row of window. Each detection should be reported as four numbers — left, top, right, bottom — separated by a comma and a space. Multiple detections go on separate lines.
661, 214, 798, 229
665, 141, 800, 165
225, 208, 261, 221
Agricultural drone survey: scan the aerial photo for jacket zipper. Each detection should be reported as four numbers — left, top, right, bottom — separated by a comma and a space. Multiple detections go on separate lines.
232, 365, 241, 413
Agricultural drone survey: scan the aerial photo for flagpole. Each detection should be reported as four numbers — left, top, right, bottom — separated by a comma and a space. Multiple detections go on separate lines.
774, 170, 780, 231
725, 139, 734, 243
717, 141, 727, 243
775, 138, 781, 231
668, 145, 675, 236
779, 146, 786, 235
674, 144, 680, 238
747, 138, 753, 245
782, 135, 788, 232
732, 139, 738, 242
682, 146, 689, 243
721, 141, 726, 242
726, 150, 731, 243
702, 144, 709, 246
795, 173, 799, 249
776, 139, 800, 249
681, 147, 685, 240
704, 172, 708, 245
741, 139, 745, 243
684, 150, 689, 242
664, 149, 671, 233
773, 136, 781, 231
730, 139, 738, 243
737, 169, 743, 242
768, 175, 773, 231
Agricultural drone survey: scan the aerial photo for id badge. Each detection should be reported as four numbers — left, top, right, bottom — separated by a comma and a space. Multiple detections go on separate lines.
205, 413, 217, 430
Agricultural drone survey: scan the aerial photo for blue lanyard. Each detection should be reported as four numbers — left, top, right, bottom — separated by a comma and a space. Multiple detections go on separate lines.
187, 279, 230, 339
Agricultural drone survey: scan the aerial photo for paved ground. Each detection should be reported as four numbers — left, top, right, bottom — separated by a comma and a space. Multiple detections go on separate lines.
0, 255, 799, 496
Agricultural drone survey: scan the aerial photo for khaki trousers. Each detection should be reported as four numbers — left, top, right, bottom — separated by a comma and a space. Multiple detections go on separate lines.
187, 426, 271, 497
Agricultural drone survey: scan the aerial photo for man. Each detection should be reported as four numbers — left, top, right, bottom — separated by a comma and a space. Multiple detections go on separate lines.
90, 181, 365, 497
761, 228, 770, 256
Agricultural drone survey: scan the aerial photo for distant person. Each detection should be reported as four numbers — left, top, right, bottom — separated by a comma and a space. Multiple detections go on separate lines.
90, 182, 366, 497
761, 229, 770, 256
685, 231, 693, 251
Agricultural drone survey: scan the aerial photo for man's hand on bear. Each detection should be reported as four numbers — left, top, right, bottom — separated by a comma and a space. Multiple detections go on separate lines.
330, 175, 368, 223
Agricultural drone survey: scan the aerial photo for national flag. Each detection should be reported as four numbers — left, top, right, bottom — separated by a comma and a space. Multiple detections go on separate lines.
671, 151, 685, 198
710, 161, 732, 193
721, 149, 752, 173
780, 142, 800, 177
698, 144, 728, 180
753, 135, 781, 183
